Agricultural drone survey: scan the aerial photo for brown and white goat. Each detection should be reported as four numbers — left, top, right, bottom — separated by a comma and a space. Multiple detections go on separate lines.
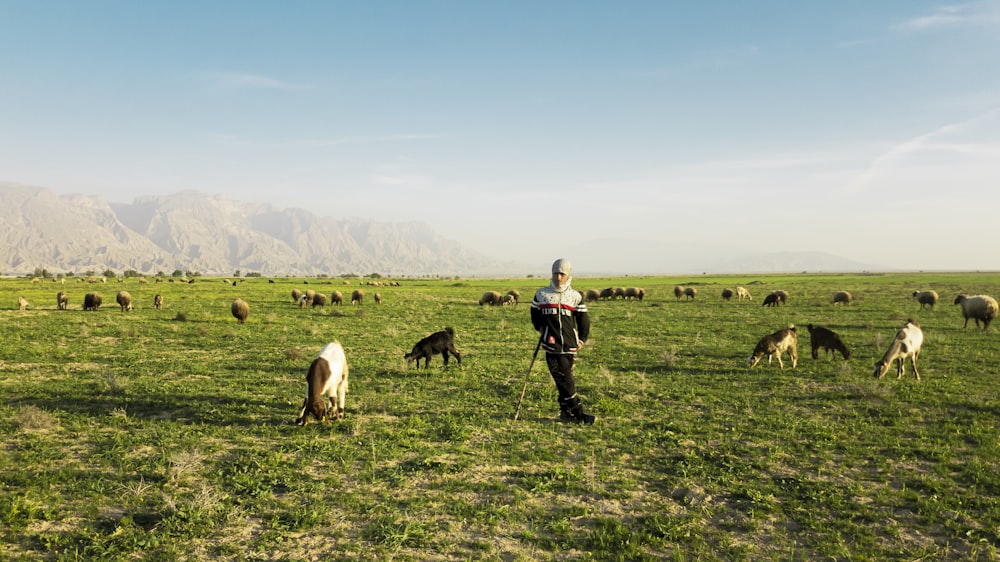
748, 324, 798, 369
873, 319, 923, 380
296, 342, 350, 425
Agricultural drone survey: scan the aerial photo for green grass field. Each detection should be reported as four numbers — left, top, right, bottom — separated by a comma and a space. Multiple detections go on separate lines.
1, 272, 998, 561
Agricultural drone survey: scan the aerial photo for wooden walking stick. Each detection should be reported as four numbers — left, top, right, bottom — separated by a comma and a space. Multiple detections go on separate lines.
513, 336, 544, 420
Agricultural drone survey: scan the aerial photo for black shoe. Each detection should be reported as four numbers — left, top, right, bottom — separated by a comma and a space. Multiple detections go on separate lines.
559, 409, 596, 425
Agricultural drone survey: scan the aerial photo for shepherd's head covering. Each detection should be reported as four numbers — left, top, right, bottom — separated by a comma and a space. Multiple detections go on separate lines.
551, 258, 572, 276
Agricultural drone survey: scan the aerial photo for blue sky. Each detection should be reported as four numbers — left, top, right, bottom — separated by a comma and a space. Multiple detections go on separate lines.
2, 1, 999, 273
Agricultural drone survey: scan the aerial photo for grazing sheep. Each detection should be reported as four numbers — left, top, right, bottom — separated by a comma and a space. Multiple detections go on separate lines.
954, 294, 999, 331
231, 298, 249, 324
404, 327, 462, 369
674, 285, 684, 300
351, 289, 365, 305
303, 289, 316, 306
600, 287, 615, 300
295, 342, 350, 425
624, 287, 645, 301
874, 319, 923, 380
912, 290, 939, 310
153, 294, 163, 310
291, 289, 303, 303
736, 286, 752, 301
806, 324, 851, 360
311, 293, 328, 308
500, 294, 517, 306
832, 291, 852, 306
116, 290, 133, 312
721, 288, 734, 301
57, 291, 68, 310
330, 291, 343, 305
772, 290, 789, 305
614, 287, 626, 300
374, 292, 382, 305
17, 296, 29, 311
83, 292, 102, 311
748, 324, 798, 369
762, 293, 780, 307
683, 287, 697, 300
478, 290, 502, 306
506, 290, 520, 304
584, 289, 601, 303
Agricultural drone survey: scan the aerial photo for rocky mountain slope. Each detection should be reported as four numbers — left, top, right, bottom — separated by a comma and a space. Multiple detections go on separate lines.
0, 184, 501, 277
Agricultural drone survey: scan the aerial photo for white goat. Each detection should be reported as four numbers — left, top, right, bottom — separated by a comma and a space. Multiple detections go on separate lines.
873, 319, 923, 380
296, 342, 350, 425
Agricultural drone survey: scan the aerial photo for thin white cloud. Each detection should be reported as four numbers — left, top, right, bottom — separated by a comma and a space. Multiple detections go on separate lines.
207, 72, 308, 91
843, 107, 1000, 193
624, 44, 761, 79
209, 133, 445, 148
894, 1, 1000, 31
371, 173, 431, 188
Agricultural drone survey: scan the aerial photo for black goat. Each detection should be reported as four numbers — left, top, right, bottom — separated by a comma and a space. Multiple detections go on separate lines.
404, 327, 461, 369
806, 324, 851, 360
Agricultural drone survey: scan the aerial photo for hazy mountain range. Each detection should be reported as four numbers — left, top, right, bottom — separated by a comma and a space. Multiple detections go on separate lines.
0, 184, 511, 277
1, 183, 888, 277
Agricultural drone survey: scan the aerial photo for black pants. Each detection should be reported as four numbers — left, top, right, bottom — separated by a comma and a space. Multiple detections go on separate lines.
545, 353, 580, 411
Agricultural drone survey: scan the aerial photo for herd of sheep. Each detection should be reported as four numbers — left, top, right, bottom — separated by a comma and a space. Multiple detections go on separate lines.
5, 277, 998, 425
10, 280, 997, 383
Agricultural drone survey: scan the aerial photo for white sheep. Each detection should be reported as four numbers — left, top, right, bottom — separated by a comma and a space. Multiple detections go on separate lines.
231, 298, 250, 324
832, 291, 852, 305
17, 296, 29, 311
735, 286, 752, 301
116, 290, 133, 312
953, 294, 999, 331
912, 290, 938, 310
873, 319, 923, 380
478, 290, 502, 306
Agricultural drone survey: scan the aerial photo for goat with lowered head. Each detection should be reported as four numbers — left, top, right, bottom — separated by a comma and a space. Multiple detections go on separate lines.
806, 324, 851, 360
874, 319, 923, 380
295, 342, 350, 425
405, 327, 461, 369
748, 324, 798, 369
954, 294, 998, 331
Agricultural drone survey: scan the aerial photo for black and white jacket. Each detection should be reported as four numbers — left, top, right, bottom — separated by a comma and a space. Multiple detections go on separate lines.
530, 283, 590, 354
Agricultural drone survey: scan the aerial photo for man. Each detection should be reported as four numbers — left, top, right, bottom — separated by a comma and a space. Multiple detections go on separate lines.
530, 258, 595, 424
